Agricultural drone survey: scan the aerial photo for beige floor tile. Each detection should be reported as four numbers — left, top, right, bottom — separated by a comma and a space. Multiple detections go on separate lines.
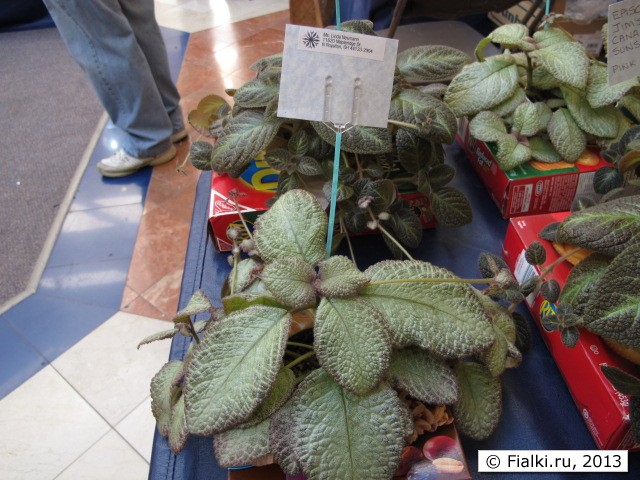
0, 367, 110, 480
116, 397, 157, 462
56, 430, 149, 480
51, 312, 172, 425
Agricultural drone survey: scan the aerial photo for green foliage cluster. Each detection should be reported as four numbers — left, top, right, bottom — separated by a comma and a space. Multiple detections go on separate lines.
187, 20, 474, 255
446, 23, 640, 171
140, 189, 534, 479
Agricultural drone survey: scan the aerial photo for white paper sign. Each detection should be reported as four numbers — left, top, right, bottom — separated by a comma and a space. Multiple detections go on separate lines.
278, 25, 399, 128
608, 0, 640, 85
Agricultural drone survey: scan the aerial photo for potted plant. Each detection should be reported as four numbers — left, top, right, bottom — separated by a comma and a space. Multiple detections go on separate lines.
187, 20, 474, 257
443, 20, 640, 171
139, 187, 545, 479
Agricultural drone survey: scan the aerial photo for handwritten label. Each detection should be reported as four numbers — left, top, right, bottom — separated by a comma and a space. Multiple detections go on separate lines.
608, 0, 640, 85
278, 25, 398, 128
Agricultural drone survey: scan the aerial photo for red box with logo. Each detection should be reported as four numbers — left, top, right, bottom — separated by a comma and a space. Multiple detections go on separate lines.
502, 212, 640, 450
209, 159, 437, 252
457, 119, 610, 219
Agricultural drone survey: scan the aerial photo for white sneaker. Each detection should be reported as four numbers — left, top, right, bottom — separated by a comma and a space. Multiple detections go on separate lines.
97, 146, 177, 178
170, 128, 188, 143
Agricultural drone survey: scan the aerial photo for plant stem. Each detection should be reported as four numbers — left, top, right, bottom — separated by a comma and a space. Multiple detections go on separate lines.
339, 214, 357, 266
526, 53, 533, 90
230, 247, 239, 295
368, 207, 415, 261
233, 198, 253, 241
285, 349, 302, 358
286, 341, 315, 350
354, 153, 364, 180
538, 246, 585, 279
285, 350, 316, 369
369, 277, 495, 286
387, 119, 420, 131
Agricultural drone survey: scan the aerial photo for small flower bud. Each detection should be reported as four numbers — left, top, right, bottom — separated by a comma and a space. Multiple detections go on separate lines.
358, 195, 374, 209
378, 211, 391, 221
227, 227, 240, 241
366, 220, 378, 230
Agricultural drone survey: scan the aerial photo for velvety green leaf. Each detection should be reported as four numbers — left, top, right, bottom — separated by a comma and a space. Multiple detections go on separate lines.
138, 327, 179, 349
222, 294, 284, 315
315, 298, 391, 395
477, 293, 519, 376
211, 110, 282, 175
361, 179, 397, 212
387, 206, 423, 248
562, 86, 619, 138
265, 148, 293, 171
469, 111, 508, 142
483, 322, 510, 377
396, 45, 470, 81
214, 419, 271, 468
311, 122, 392, 154
361, 260, 494, 357
261, 257, 316, 309
490, 87, 527, 117
529, 42, 589, 89
561, 327, 580, 347
169, 394, 189, 454
290, 369, 409, 480
225, 257, 262, 296
395, 129, 431, 173
584, 243, 640, 349
489, 23, 535, 51
453, 361, 502, 440
619, 94, 640, 123
297, 156, 323, 176
533, 28, 573, 48
525, 241, 547, 266
338, 19, 376, 35
251, 53, 283, 73
429, 187, 472, 227
269, 400, 303, 476
495, 135, 532, 170
234, 73, 280, 108
556, 195, 640, 256
151, 361, 184, 437
288, 129, 310, 156
254, 190, 328, 265
418, 83, 448, 99
316, 255, 370, 298
547, 108, 586, 162
444, 56, 519, 117
561, 253, 610, 316
601, 365, 640, 396
632, 398, 640, 443
189, 141, 213, 170
185, 306, 291, 434
390, 89, 457, 143
387, 347, 459, 404
530, 66, 562, 90
587, 62, 639, 108
428, 164, 455, 189
529, 136, 562, 163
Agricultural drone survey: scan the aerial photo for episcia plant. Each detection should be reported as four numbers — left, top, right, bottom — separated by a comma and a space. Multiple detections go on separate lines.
533, 194, 640, 356
596, 124, 640, 197
187, 20, 474, 257
443, 20, 640, 172
139, 189, 546, 480
601, 365, 640, 443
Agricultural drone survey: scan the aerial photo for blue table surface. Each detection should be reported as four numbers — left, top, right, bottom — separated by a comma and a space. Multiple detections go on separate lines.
148, 141, 639, 480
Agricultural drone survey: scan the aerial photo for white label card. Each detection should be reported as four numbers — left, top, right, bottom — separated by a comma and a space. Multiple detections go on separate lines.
278, 25, 398, 128
607, 0, 640, 85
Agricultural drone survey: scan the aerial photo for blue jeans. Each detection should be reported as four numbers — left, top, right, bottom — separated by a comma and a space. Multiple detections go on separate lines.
42, 0, 183, 157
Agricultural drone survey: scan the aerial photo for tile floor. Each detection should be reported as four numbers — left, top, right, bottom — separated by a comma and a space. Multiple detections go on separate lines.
0, 2, 289, 478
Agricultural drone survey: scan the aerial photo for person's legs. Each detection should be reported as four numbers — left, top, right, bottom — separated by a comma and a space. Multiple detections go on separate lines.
42, 0, 173, 158
118, 0, 185, 135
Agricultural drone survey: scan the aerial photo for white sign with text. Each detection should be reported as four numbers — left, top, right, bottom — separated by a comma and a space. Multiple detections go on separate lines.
608, 0, 640, 85
278, 25, 398, 128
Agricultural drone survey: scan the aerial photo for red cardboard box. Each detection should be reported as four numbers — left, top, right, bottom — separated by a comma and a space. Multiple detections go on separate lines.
209, 159, 436, 252
503, 212, 640, 450
458, 119, 609, 219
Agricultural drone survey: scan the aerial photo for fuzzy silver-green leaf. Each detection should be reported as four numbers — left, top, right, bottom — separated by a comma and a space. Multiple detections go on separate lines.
291, 369, 409, 480
270, 399, 303, 476
316, 255, 370, 298
151, 360, 184, 437
529, 136, 562, 163
233, 72, 280, 108
361, 260, 494, 357
562, 86, 619, 138
583, 244, 640, 350
444, 55, 519, 117
185, 305, 291, 435
245, 367, 296, 426
491, 87, 527, 117
168, 394, 189, 454
214, 419, 271, 468
547, 108, 586, 162
586, 62, 639, 109
254, 190, 327, 265
529, 42, 589, 89
469, 111, 508, 142
495, 135, 532, 170
396, 45, 469, 81
387, 347, 459, 404
453, 361, 502, 440
261, 257, 316, 309
314, 298, 391, 395
489, 23, 534, 51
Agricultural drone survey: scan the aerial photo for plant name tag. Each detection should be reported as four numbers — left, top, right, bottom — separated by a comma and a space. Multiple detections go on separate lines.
278, 25, 398, 128
607, 0, 640, 85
